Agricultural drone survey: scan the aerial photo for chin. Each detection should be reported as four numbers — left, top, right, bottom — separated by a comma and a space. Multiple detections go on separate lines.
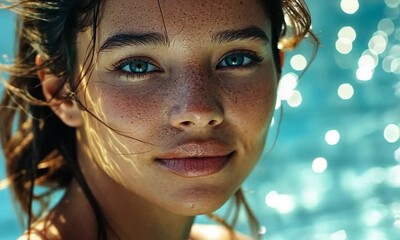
163, 185, 236, 216
170, 200, 228, 216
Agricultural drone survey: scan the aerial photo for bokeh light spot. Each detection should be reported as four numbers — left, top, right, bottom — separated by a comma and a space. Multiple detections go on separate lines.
356, 67, 373, 81
336, 38, 353, 54
378, 18, 395, 35
390, 45, 400, 56
387, 165, 400, 187
395, 147, 400, 162
338, 83, 354, 100
290, 54, 307, 71
384, 124, 400, 143
258, 226, 267, 235
278, 73, 298, 100
340, 0, 359, 14
325, 130, 341, 145
330, 230, 347, 240
312, 157, 328, 173
395, 29, 400, 41
287, 90, 302, 108
385, 0, 400, 8
382, 56, 394, 73
301, 189, 321, 210
364, 167, 386, 184
394, 219, 400, 229
265, 191, 296, 214
275, 99, 281, 110
366, 230, 387, 240
359, 51, 378, 69
2, 54, 9, 60
369, 34, 388, 55
363, 209, 385, 226
338, 26, 357, 42
390, 58, 400, 74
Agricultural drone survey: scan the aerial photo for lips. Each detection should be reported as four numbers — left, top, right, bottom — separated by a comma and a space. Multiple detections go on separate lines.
155, 141, 233, 178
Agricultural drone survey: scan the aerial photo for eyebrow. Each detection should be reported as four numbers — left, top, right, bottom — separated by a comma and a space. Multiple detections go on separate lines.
99, 32, 168, 52
211, 27, 269, 45
98, 26, 269, 52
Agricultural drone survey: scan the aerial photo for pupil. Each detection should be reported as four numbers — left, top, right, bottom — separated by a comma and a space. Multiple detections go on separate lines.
130, 61, 148, 73
227, 54, 243, 66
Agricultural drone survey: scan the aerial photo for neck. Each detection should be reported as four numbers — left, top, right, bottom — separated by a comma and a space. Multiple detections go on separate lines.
67, 157, 195, 240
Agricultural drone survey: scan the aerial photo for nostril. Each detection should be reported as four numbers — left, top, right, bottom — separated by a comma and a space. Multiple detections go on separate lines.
181, 121, 193, 127
209, 120, 217, 126
171, 111, 224, 130
179, 119, 218, 128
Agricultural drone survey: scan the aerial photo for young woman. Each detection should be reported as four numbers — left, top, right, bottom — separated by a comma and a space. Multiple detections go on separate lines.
0, 0, 318, 239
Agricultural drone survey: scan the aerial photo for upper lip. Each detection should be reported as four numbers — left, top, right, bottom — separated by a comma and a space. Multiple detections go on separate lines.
156, 140, 233, 159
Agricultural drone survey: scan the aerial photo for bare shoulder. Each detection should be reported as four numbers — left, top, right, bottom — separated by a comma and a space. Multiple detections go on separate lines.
190, 224, 253, 240
17, 220, 61, 240
17, 208, 70, 240
18, 234, 45, 240
17, 229, 55, 240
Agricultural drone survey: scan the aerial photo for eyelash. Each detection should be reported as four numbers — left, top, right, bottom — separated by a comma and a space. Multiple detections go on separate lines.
111, 57, 161, 80
217, 50, 264, 70
111, 50, 264, 80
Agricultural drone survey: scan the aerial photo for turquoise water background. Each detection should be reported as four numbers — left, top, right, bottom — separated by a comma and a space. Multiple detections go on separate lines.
1, 1, 400, 239
1, 7, 20, 240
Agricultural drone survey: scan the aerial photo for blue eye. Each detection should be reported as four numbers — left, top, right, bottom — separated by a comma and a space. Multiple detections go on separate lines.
217, 52, 263, 69
121, 59, 158, 74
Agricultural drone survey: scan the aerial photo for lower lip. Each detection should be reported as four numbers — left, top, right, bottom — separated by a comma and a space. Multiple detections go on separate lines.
156, 153, 232, 178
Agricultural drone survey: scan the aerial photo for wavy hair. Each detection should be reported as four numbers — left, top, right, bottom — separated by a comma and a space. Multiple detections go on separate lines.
0, 0, 318, 239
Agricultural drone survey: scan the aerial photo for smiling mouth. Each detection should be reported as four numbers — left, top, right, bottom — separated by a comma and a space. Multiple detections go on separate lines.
156, 152, 234, 178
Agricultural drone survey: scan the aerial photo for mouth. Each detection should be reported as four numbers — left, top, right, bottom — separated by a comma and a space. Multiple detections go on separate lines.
156, 152, 234, 178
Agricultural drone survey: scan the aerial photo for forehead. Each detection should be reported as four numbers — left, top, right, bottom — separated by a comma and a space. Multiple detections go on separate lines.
97, 0, 269, 43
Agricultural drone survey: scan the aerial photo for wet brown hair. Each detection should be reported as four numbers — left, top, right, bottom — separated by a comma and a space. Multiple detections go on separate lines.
0, 0, 318, 239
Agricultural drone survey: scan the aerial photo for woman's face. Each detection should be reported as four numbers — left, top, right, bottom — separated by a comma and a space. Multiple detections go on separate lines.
75, 0, 278, 215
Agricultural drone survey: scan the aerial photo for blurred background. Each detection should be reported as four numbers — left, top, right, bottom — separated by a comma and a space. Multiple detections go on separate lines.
1, 0, 399, 239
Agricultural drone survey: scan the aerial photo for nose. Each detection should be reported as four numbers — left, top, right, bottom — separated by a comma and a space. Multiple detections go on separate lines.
169, 105, 224, 130
168, 81, 224, 131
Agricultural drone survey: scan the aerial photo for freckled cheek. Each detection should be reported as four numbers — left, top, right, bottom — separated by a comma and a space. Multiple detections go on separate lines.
226, 78, 277, 133
90, 85, 165, 129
